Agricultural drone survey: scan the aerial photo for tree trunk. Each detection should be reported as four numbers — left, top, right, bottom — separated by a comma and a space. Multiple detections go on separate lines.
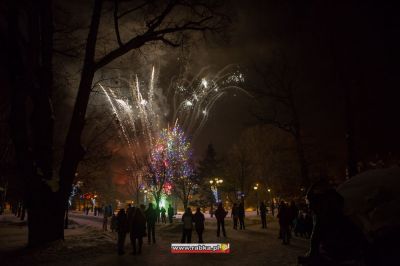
7, 0, 65, 246
59, 0, 103, 222
295, 134, 309, 187
30, 0, 66, 246
64, 207, 69, 229
345, 86, 357, 178
183, 196, 188, 210
20, 204, 26, 220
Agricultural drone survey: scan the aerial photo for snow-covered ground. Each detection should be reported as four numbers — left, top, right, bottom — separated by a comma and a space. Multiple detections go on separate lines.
0, 211, 308, 266
337, 166, 400, 239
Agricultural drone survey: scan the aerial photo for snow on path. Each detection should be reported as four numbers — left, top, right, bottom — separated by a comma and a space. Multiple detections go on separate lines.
1, 213, 308, 266
69, 212, 308, 266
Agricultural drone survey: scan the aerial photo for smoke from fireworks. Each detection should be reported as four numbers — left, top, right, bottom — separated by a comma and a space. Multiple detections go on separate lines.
98, 65, 249, 195
98, 65, 248, 159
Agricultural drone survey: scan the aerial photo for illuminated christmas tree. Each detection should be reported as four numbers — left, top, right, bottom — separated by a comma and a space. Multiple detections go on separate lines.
148, 124, 195, 209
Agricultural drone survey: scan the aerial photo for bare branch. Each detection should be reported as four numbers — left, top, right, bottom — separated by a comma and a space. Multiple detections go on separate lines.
95, 1, 225, 70
113, 0, 123, 46
53, 48, 79, 58
146, 0, 177, 32
152, 36, 180, 47
117, 1, 150, 19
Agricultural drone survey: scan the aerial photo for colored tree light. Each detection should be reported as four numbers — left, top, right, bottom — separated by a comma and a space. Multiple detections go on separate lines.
148, 123, 194, 207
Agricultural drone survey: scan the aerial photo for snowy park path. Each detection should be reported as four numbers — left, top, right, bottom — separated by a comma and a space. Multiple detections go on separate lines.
70, 212, 309, 266
1, 213, 308, 266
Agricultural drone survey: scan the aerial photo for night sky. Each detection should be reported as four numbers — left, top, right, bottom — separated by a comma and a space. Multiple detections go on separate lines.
193, 0, 400, 164
1, 0, 400, 175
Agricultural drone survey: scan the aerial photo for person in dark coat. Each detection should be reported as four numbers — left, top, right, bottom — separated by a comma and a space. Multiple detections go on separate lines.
294, 210, 306, 237
238, 201, 245, 230
110, 213, 117, 232
130, 204, 147, 255
126, 204, 135, 233
145, 203, 157, 244
193, 207, 205, 243
160, 206, 167, 224
288, 200, 299, 231
181, 207, 193, 243
102, 212, 108, 231
278, 201, 291, 245
155, 206, 161, 223
167, 204, 174, 223
116, 208, 128, 255
270, 202, 275, 217
215, 203, 228, 237
259, 201, 267, 229
231, 203, 239, 230
298, 181, 367, 265
304, 210, 313, 238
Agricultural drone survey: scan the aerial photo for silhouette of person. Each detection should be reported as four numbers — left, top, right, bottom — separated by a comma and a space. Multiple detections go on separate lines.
193, 207, 205, 243
145, 203, 157, 244
238, 201, 245, 230
259, 201, 267, 229
181, 207, 193, 243
116, 208, 128, 255
167, 204, 174, 223
130, 204, 147, 255
231, 203, 239, 230
215, 203, 228, 237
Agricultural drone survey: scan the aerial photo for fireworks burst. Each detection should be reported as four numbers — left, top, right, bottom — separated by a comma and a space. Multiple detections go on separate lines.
99, 64, 249, 152
97, 65, 249, 195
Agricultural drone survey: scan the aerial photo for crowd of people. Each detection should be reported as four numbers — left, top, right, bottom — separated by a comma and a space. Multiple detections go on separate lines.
277, 200, 313, 245
106, 198, 315, 256
103, 185, 366, 266
111, 203, 175, 255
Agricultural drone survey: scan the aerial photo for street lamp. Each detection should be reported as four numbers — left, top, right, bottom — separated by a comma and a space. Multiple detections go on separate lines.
267, 188, 272, 204
210, 178, 223, 203
254, 183, 259, 215
209, 178, 223, 218
267, 188, 274, 215
143, 189, 148, 205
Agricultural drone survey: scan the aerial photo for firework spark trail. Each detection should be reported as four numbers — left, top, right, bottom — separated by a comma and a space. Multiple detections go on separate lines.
135, 75, 155, 149
99, 84, 137, 161
149, 66, 155, 107
99, 84, 130, 145
169, 65, 249, 138
110, 88, 140, 148
115, 98, 139, 146
99, 65, 250, 159
192, 92, 226, 140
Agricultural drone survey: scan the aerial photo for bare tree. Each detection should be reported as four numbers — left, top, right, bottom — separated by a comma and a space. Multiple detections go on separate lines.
54, 0, 229, 243
172, 171, 198, 210
124, 155, 147, 204
5, 0, 63, 246
147, 159, 168, 209
251, 54, 310, 186
223, 141, 255, 203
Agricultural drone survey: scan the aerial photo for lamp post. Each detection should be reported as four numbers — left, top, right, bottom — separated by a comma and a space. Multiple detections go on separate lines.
209, 178, 223, 203
143, 190, 148, 205
254, 183, 259, 215
267, 188, 274, 216
267, 188, 272, 203
209, 178, 223, 218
